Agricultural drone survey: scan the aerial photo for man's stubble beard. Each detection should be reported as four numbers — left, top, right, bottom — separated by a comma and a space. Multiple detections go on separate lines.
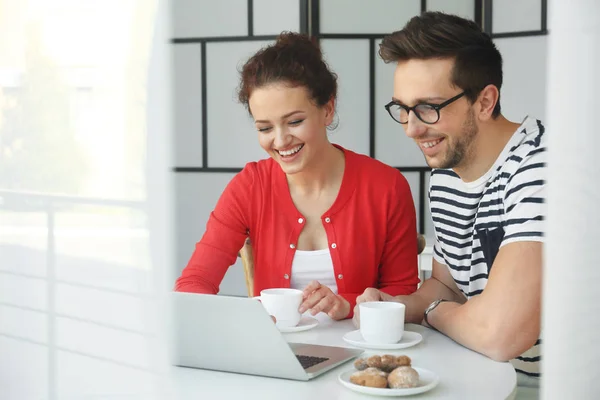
426, 109, 478, 170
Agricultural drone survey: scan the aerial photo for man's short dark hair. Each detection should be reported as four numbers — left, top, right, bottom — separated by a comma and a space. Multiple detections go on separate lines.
380, 12, 503, 118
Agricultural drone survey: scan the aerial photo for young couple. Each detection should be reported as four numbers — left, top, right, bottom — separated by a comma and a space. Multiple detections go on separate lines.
175, 12, 546, 386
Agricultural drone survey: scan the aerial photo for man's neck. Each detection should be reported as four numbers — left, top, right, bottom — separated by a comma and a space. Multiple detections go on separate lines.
454, 116, 521, 183
286, 143, 345, 196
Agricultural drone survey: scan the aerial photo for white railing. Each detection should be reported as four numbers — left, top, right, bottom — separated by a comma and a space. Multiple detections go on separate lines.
0, 189, 155, 400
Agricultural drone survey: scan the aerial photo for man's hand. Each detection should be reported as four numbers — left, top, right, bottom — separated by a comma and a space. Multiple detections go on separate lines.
299, 281, 350, 320
352, 288, 397, 327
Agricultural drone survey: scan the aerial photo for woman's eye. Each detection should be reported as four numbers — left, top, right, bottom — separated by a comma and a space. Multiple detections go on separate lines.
289, 119, 304, 126
257, 127, 272, 132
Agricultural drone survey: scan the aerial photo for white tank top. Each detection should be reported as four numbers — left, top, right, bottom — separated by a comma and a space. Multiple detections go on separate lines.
289, 249, 338, 294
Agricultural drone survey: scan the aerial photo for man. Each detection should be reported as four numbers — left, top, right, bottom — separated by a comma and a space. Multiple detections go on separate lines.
355, 12, 545, 386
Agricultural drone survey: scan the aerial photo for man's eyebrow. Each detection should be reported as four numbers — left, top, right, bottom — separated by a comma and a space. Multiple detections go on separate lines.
254, 110, 304, 124
391, 96, 446, 105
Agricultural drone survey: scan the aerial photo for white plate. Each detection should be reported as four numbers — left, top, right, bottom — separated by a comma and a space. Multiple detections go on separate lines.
338, 367, 439, 397
278, 316, 319, 333
342, 330, 422, 350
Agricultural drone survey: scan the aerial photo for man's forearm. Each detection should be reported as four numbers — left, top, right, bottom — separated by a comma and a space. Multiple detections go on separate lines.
426, 299, 498, 358
395, 277, 465, 324
426, 296, 537, 362
425, 243, 543, 362
392, 293, 428, 323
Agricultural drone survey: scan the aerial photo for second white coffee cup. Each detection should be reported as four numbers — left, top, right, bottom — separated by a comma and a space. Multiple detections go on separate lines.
359, 301, 405, 344
258, 288, 303, 328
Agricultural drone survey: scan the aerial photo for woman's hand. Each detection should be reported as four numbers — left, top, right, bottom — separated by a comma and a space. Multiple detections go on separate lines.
299, 280, 350, 320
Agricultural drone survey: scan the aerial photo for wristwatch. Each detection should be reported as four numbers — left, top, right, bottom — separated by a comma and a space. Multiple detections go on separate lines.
423, 299, 448, 327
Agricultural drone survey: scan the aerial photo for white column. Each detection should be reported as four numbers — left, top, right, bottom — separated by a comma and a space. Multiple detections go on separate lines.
543, 1, 600, 398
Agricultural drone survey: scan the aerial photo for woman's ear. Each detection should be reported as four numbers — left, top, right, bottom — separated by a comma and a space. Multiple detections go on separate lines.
476, 84, 499, 121
324, 97, 335, 126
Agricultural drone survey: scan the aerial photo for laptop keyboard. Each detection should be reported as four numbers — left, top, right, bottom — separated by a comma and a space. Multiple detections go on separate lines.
296, 355, 330, 370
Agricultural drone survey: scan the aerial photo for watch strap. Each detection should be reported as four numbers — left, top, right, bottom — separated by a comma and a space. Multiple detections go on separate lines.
424, 298, 448, 327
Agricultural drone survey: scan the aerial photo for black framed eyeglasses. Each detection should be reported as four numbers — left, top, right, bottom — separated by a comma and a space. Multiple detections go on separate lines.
384, 92, 466, 124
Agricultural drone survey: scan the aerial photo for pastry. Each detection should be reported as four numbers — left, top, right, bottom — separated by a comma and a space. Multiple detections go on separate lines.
395, 355, 412, 367
366, 355, 383, 369
380, 354, 412, 372
350, 367, 389, 388
387, 366, 420, 389
353, 357, 369, 371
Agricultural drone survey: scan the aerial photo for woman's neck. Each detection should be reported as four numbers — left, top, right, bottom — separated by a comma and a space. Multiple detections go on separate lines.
286, 143, 345, 197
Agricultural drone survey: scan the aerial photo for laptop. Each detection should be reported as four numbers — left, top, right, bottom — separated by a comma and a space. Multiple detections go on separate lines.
170, 292, 363, 381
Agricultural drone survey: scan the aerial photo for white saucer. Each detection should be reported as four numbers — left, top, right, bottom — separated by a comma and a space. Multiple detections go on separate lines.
278, 316, 319, 333
338, 367, 439, 396
342, 330, 422, 350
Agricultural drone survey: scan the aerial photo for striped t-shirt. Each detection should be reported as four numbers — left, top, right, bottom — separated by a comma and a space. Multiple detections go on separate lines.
430, 116, 545, 378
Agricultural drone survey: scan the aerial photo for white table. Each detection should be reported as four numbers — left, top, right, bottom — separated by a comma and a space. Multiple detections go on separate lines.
171, 318, 517, 399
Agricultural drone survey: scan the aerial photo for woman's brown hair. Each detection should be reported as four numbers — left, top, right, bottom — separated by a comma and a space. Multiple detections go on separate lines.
237, 32, 337, 113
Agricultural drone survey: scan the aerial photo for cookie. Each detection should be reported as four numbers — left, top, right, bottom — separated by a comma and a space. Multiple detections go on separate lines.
350, 367, 389, 388
366, 355, 383, 369
353, 357, 369, 371
379, 355, 396, 371
387, 366, 420, 389
363, 354, 410, 372
395, 355, 412, 367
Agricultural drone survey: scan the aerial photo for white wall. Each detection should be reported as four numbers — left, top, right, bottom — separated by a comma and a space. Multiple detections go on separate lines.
543, 0, 600, 396
496, 36, 548, 123
171, 0, 549, 296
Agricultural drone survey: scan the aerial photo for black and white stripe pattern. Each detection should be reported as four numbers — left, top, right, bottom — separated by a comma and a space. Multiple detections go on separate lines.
430, 116, 546, 378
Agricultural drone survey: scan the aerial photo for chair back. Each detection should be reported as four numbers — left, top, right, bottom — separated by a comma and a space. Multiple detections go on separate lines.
239, 238, 254, 297
417, 233, 426, 255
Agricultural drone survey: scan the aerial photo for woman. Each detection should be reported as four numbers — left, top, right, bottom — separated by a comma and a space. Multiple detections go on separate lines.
175, 32, 419, 320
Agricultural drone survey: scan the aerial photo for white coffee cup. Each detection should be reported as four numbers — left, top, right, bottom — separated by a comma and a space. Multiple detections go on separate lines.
258, 288, 303, 328
359, 301, 405, 344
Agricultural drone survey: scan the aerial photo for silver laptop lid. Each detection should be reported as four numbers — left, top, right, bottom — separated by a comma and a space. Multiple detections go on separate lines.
171, 292, 310, 380
170, 292, 362, 381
